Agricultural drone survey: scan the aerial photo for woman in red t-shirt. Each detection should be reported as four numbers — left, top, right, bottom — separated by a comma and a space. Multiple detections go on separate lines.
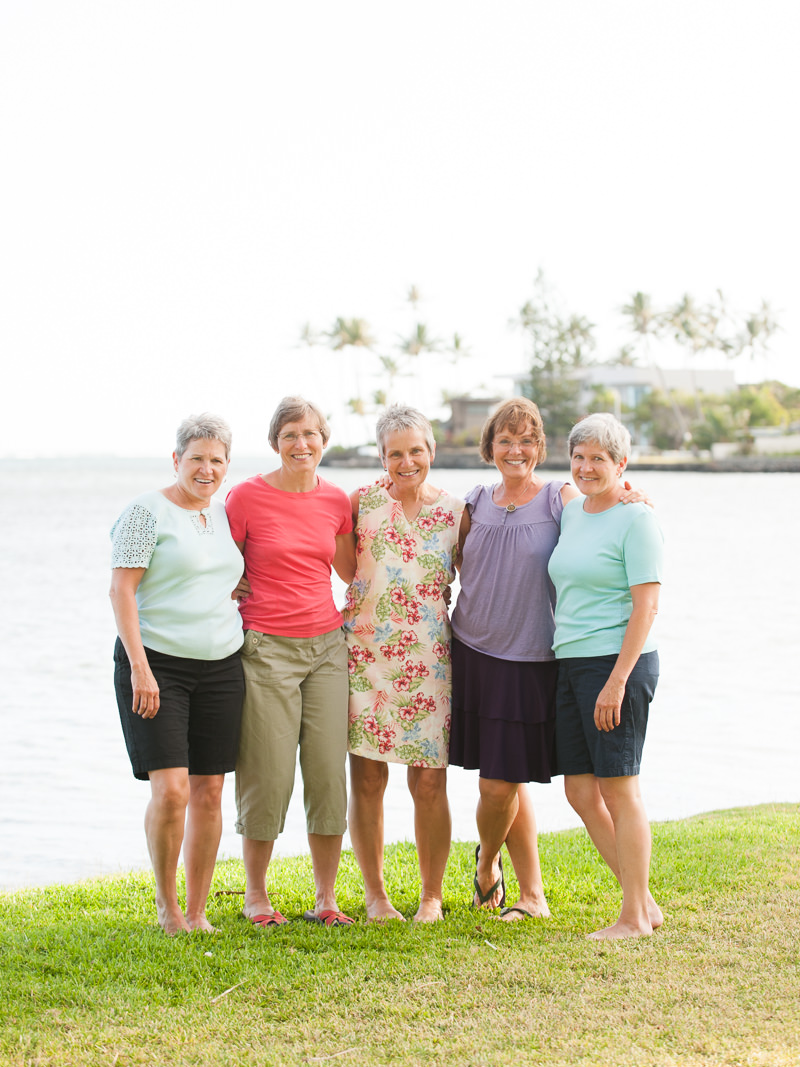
226, 397, 357, 928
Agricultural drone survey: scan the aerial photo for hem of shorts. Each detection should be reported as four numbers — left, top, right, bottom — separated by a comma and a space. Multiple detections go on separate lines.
559, 765, 641, 778
235, 821, 282, 841
306, 823, 348, 836
132, 762, 236, 782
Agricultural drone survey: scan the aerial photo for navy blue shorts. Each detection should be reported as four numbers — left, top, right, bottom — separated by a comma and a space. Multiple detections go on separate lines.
114, 639, 245, 781
554, 652, 659, 778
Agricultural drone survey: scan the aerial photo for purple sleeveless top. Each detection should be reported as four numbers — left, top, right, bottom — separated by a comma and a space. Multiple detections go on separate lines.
451, 480, 566, 662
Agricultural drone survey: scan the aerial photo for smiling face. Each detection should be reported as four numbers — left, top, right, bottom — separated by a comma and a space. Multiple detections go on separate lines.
382, 428, 434, 492
274, 417, 325, 474
173, 437, 229, 505
491, 421, 539, 484
570, 439, 627, 501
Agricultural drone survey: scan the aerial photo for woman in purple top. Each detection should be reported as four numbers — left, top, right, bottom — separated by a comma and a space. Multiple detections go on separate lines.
449, 398, 578, 921
450, 398, 645, 922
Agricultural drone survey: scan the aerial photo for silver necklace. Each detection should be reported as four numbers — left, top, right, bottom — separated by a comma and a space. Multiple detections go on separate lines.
499, 481, 533, 512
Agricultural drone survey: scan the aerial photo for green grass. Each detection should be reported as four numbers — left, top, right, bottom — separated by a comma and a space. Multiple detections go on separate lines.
1, 804, 799, 1066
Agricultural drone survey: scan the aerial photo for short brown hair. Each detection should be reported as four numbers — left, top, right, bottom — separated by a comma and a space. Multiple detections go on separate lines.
479, 398, 547, 464
268, 396, 331, 449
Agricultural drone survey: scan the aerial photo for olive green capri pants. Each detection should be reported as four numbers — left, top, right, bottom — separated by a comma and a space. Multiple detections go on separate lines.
234, 627, 349, 840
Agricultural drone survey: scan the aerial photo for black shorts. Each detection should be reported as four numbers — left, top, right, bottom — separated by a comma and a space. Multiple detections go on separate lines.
554, 652, 659, 778
114, 639, 245, 781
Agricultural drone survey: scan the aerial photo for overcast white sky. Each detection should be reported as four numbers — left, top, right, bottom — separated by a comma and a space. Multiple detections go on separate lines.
2, 1, 798, 456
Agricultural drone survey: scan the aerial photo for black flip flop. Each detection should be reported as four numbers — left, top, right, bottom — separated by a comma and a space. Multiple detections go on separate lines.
472, 845, 506, 909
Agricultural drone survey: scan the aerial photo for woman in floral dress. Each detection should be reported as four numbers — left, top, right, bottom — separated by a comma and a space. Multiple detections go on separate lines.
343, 405, 465, 922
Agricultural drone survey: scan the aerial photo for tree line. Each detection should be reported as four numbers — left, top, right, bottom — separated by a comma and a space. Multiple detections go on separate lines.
302, 276, 794, 451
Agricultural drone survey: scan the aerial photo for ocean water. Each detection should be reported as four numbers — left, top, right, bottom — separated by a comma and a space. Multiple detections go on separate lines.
1, 458, 798, 891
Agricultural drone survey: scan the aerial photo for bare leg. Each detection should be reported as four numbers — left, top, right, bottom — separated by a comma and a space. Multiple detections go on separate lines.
474, 777, 518, 908
407, 767, 450, 922
242, 836, 278, 920
145, 768, 191, 934
500, 784, 550, 920
348, 755, 404, 920
308, 833, 347, 915
565, 773, 662, 938
183, 774, 225, 931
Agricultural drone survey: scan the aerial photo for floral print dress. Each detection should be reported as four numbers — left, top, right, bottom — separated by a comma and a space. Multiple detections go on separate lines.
342, 485, 466, 768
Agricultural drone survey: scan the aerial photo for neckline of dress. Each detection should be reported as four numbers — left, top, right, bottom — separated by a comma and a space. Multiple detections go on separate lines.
387, 485, 443, 523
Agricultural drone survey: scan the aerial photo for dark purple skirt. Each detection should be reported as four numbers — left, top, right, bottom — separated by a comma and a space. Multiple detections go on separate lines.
449, 637, 557, 783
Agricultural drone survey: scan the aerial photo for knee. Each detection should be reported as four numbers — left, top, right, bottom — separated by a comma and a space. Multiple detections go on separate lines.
408, 769, 446, 807
479, 778, 517, 811
190, 776, 225, 813
564, 775, 597, 817
350, 757, 388, 801
152, 778, 190, 816
598, 778, 640, 820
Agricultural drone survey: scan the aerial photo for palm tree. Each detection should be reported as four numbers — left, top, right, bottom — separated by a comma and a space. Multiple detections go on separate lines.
325, 317, 377, 441
397, 322, 441, 358
737, 300, 780, 370
622, 291, 690, 444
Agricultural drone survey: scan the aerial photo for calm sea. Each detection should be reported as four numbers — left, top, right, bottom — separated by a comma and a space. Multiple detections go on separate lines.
1, 458, 798, 891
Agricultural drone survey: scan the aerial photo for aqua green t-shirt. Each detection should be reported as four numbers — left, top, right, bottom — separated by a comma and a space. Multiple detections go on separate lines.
547, 498, 663, 658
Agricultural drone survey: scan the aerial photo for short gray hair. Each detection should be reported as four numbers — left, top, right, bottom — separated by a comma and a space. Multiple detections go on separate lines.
568, 413, 631, 464
175, 413, 232, 459
375, 404, 435, 460
268, 396, 331, 449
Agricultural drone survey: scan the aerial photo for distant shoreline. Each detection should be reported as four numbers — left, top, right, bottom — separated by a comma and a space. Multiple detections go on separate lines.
321, 449, 800, 473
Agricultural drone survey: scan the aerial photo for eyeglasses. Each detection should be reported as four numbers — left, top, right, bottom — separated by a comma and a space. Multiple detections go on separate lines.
279, 431, 322, 443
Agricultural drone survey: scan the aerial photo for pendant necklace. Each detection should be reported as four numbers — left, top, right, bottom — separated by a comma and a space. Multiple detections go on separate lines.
500, 480, 533, 512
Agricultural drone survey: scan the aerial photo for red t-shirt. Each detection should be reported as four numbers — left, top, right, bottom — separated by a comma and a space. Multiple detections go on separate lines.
225, 475, 353, 638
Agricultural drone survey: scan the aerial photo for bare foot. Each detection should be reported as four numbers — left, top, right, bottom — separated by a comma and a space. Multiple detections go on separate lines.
365, 894, 405, 922
186, 914, 219, 933
413, 899, 443, 923
498, 896, 551, 922
474, 847, 503, 910
587, 918, 654, 940
156, 897, 190, 936
648, 894, 664, 929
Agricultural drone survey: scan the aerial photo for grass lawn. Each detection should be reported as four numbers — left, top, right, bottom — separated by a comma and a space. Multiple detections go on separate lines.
1, 804, 798, 1066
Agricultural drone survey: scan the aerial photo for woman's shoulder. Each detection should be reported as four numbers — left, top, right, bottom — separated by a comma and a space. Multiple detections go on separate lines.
464, 482, 491, 507
355, 481, 390, 509
316, 477, 351, 505
432, 488, 466, 515
225, 474, 263, 502
115, 490, 166, 523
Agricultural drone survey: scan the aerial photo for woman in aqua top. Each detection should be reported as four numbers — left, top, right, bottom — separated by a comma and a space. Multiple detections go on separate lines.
548, 413, 664, 940
110, 413, 245, 934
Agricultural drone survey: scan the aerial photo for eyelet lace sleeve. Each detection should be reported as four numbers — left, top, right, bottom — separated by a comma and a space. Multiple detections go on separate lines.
111, 504, 158, 569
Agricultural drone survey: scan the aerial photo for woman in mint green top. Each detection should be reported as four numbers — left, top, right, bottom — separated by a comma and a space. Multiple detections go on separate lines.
548, 413, 663, 941
109, 414, 245, 935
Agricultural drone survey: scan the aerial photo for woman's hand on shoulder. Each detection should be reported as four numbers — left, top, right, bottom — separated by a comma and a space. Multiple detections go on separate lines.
621, 481, 654, 508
